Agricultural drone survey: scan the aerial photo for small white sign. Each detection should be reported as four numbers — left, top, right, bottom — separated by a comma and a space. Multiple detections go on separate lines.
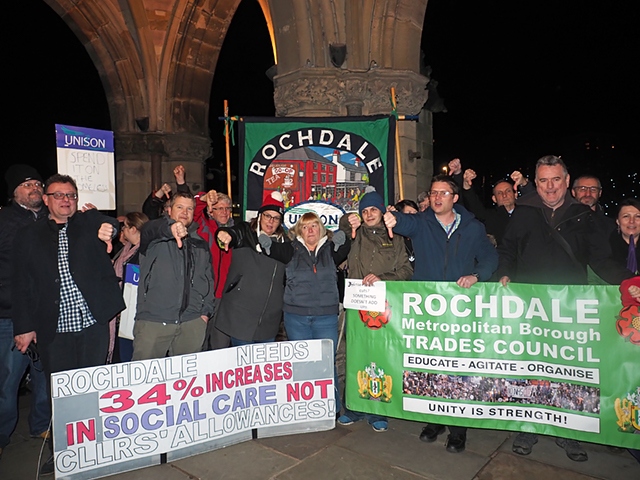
343, 278, 386, 312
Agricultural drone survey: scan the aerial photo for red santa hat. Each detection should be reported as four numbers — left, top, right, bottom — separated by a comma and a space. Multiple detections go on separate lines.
259, 190, 284, 216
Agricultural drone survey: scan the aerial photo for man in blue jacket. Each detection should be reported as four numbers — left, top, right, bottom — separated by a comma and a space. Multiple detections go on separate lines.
383, 174, 498, 453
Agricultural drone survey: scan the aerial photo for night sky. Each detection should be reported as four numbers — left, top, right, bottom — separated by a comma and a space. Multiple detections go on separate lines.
3, 0, 637, 209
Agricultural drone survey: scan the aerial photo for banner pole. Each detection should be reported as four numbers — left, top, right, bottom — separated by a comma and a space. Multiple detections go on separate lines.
224, 100, 232, 197
390, 87, 404, 200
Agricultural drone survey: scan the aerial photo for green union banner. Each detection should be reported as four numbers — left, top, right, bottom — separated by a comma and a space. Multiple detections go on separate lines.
345, 281, 640, 449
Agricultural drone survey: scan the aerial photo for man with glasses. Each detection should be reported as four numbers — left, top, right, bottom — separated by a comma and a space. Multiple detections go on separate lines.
452, 159, 534, 246
194, 189, 234, 349
498, 156, 637, 461
384, 174, 498, 453
0, 165, 50, 459
11, 174, 125, 474
572, 175, 615, 235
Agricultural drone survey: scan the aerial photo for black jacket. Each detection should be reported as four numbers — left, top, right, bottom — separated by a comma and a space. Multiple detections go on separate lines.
460, 188, 514, 245
0, 202, 48, 318
11, 209, 125, 343
498, 193, 633, 285
214, 222, 287, 341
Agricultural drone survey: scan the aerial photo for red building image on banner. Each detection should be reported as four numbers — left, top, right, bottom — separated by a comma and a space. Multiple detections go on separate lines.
262, 146, 368, 211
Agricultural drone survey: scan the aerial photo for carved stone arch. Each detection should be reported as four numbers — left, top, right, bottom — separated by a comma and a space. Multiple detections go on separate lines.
166, 0, 242, 135
43, 0, 148, 133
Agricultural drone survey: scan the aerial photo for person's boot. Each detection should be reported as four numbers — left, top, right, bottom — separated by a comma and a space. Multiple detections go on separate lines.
39, 435, 54, 476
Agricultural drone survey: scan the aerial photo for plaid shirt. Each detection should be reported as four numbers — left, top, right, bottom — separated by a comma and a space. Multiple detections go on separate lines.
56, 224, 97, 333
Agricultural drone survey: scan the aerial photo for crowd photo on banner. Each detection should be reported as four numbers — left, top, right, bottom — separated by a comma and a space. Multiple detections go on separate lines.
1, 115, 640, 479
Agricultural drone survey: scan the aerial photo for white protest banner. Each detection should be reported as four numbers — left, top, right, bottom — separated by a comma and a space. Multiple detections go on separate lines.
343, 278, 386, 312
56, 124, 116, 210
50, 340, 335, 479
118, 264, 139, 340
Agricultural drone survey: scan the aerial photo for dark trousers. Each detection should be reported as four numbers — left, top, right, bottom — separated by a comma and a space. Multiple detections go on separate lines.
39, 322, 109, 397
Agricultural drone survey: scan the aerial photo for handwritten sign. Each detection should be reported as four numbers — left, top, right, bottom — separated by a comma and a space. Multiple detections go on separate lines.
56, 124, 116, 210
343, 278, 386, 312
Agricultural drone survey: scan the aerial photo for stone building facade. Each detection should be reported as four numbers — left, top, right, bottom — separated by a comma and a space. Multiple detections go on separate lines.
43, 0, 434, 212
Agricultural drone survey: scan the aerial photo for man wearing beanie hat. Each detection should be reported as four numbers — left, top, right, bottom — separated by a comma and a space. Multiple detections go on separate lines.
337, 187, 413, 432
0, 164, 50, 459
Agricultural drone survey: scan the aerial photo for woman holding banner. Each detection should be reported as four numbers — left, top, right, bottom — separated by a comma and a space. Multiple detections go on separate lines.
260, 212, 349, 415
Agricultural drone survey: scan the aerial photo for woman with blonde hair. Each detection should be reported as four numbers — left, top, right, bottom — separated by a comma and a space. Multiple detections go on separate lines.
261, 212, 349, 414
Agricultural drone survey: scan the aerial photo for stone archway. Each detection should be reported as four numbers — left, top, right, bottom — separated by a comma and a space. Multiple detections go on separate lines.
43, 0, 432, 212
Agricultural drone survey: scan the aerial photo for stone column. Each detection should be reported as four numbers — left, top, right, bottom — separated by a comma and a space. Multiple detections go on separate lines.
273, 67, 431, 202
115, 132, 211, 215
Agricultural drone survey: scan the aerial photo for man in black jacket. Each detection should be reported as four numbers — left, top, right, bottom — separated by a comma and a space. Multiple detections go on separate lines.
12, 174, 124, 474
12, 174, 125, 373
571, 174, 616, 236
498, 155, 636, 462
0, 165, 50, 458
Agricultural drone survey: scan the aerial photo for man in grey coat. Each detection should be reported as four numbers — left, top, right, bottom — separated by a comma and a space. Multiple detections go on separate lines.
133, 192, 215, 360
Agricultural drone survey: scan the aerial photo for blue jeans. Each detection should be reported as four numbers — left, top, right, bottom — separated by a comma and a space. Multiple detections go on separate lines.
0, 318, 51, 448
283, 312, 340, 414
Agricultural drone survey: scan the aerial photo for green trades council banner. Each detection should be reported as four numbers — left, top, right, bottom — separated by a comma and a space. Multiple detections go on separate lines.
345, 281, 640, 449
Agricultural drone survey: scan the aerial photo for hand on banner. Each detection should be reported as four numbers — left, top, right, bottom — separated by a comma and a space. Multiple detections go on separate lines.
14, 331, 36, 354
620, 277, 640, 306
448, 158, 462, 176
98, 222, 115, 253
362, 273, 381, 286
217, 230, 232, 251
81, 203, 97, 212
500, 276, 511, 287
173, 165, 186, 184
347, 213, 361, 239
171, 221, 188, 248
457, 275, 478, 288
463, 169, 476, 190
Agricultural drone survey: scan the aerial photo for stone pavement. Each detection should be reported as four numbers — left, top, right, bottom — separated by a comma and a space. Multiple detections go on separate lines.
2, 388, 639, 480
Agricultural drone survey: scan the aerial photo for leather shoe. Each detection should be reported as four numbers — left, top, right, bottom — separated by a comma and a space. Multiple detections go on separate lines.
419, 424, 446, 443
445, 433, 466, 453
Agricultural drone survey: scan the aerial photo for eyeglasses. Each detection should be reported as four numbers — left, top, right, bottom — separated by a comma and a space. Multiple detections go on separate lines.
262, 212, 281, 222
573, 186, 601, 193
428, 190, 454, 198
45, 192, 78, 200
211, 206, 232, 212
19, 181, 44, 189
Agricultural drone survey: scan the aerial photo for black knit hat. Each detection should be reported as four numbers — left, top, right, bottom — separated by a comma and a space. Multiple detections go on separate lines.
4, 164, 43, 195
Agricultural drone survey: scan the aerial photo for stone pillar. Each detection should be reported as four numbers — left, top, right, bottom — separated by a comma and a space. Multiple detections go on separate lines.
115, 132, 211, 215
273, 67, 431, 202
